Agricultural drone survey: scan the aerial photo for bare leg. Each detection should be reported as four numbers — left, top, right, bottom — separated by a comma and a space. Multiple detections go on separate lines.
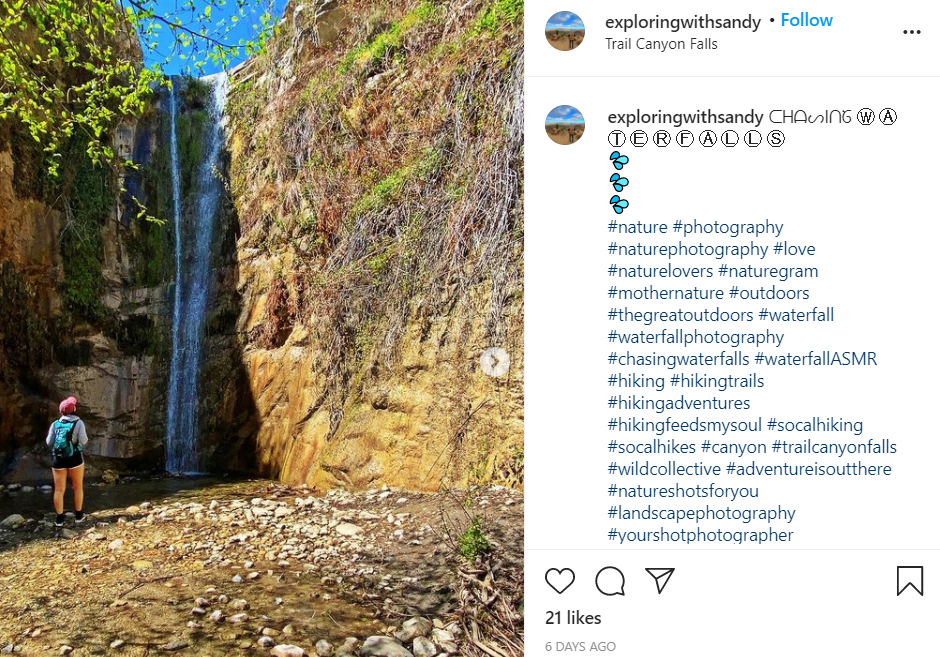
52, 469, 67, 514
68, 464, 85, 513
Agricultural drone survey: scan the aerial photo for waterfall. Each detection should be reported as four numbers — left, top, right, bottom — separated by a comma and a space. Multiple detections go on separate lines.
165, 73, 230, 474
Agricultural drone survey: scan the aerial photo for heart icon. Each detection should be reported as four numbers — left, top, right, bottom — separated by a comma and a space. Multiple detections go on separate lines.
545, 568, 576, 594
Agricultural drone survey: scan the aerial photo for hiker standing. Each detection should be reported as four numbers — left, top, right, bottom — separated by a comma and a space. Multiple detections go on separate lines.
46, 396, 88, 528
568, 126, 576, 143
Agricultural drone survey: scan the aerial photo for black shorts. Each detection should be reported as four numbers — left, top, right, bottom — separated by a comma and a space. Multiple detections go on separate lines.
52, 452, 84, 470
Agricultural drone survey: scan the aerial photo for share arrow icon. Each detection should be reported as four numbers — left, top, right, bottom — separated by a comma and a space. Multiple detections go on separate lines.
645, 568, 675, 594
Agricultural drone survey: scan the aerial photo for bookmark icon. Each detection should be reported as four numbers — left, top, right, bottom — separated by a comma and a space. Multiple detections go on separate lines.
897, 566, 924, 596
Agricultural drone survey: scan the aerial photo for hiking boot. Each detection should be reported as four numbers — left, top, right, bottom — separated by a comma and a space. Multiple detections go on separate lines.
74, 511, 86, 524
54, 514, 65, 528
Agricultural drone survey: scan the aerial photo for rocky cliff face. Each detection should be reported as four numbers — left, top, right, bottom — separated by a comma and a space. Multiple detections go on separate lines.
0, 111, 174, 478
206, 0, 524, 490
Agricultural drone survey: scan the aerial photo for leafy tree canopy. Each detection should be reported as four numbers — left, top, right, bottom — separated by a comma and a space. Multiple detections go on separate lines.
0, 0, 276, 177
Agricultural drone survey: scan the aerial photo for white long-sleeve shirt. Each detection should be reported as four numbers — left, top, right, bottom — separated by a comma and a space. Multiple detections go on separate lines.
45, 414, 89, 449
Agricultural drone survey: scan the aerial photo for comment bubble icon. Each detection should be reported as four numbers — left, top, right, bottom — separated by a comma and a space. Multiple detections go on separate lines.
595, 566, 625, 596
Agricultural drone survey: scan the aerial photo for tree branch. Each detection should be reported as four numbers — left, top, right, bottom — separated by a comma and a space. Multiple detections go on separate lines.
125, 0, 238, 50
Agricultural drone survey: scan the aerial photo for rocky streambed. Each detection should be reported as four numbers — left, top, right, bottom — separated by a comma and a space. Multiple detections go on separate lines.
0, 478, 523, 656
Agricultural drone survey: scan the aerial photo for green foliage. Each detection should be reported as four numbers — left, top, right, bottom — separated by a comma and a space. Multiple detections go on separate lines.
177, 110, 208, 199
127, 210, 171, 287
458, 516, 492, 560
339, 0, 438, 74
352, 147, 444, 217
107, 315, 165, 358
60, 139, 113, 319
227, 80, 264, 125
182, 77, 212, 109
473, 0, 523, 34
366, 247, 393, 274
0, 0, 275, 178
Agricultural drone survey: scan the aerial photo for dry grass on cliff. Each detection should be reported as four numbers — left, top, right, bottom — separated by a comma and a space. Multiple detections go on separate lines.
226, 0, 523, 438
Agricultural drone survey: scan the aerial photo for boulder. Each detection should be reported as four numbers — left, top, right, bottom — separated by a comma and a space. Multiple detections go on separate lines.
335, 638, 359, 657
0, 514, 25, 529
360, 637, 414, 657
334, 523, 363, 537
412, 637, 438, 657
395, 618, 432, 642
271, 646, 306, 657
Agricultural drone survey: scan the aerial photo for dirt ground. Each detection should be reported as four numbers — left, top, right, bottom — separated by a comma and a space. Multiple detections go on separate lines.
545, 33, 584, 51
545, 126, 585, 145
0, 478, 523, 656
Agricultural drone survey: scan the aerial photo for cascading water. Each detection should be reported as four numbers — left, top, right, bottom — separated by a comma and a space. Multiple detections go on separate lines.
165, 73, 229, 473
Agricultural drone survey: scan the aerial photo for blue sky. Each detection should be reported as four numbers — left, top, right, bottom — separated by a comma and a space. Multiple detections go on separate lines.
546, 105, 585, 125
546, 11, 585, 31
142, 0, 287, 75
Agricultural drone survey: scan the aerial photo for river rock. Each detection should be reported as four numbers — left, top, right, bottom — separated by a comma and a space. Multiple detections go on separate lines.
395, 618, 432, 642
101, 470, 119, 484
335, 523, 363, 537
230, 613, 249, 623
20, 486, 33, 493
0, 514, 25, 529
336, 638, 359, 656
109, 640, 125, 649
411, 638, 437, 657
210, 610, 225, 623
231, 599, 249, 610
271, 646, 305, 657
108, 539, 124, 551
158, 639, 188, 651
259, 637, 275, 648
430, 630, 454, 644
360, 637, 414, 657
315, 639, 332, 656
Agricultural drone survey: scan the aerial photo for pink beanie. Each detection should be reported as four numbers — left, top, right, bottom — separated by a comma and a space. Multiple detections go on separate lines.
59, 396, 77, 415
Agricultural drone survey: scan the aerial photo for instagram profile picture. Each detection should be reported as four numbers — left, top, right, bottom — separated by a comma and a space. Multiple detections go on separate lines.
545, 11, 585, 51
545, 105, 585, 145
